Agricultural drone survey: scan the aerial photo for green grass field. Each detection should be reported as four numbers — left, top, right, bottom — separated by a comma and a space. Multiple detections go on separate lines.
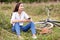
0, 2, 60, 40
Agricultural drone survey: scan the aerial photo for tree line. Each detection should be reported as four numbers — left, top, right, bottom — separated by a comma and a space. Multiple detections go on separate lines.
0, 0, 60, 3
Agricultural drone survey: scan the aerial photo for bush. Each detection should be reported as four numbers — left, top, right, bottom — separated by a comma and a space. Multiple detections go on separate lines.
0, 12, 11, 30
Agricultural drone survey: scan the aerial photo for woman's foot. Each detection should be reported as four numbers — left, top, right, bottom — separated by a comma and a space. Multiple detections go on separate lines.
32, 34, 37, 39
18, 36, 24, 40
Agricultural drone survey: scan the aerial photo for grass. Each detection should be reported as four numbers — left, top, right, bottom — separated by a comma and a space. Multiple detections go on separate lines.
0, 2, 60, 40
0, 27, 60, 40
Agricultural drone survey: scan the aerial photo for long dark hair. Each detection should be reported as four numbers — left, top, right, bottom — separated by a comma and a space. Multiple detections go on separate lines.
13, 3, 22, 12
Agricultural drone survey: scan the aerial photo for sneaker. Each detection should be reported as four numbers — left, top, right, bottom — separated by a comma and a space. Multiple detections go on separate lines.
32, 36, 37, 39
18, 36, 24, 40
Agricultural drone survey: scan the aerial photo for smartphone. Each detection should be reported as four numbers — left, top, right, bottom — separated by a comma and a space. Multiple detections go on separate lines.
28, 18, 31, 20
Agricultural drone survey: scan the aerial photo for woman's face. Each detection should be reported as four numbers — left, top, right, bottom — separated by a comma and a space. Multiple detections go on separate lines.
18, 4, 24, 12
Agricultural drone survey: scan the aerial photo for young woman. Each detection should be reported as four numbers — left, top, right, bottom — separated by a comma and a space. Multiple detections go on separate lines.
10, 3, 37, 39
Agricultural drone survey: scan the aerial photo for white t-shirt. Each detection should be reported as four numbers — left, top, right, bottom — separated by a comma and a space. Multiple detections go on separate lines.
10, 11, 29, 26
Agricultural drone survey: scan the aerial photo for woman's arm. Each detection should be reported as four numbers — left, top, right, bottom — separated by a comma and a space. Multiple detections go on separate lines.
11, 19, 31, 23
10, 13, 30, 24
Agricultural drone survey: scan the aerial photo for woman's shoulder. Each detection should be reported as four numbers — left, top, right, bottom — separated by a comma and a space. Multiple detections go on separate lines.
22, 11, 27, 14
12, 12, 18, 15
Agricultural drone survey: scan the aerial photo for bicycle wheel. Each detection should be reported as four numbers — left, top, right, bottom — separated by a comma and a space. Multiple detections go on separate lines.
44, 22, 53, 29
35, 22, 53, 30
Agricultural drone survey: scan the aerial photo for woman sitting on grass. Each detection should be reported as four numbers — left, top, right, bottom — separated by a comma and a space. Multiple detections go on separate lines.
10, 2, 37, 39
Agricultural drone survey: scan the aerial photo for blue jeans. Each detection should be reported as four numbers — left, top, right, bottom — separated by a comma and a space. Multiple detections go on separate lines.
12, 22, 36, 36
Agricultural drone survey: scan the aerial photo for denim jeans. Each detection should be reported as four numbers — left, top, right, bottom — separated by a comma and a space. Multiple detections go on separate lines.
12, 22, 36, 36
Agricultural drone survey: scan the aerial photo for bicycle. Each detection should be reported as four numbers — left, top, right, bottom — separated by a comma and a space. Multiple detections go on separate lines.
34, 7, 60, 33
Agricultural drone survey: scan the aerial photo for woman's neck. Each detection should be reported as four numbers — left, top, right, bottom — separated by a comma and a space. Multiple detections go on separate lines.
18, 11, 22, 15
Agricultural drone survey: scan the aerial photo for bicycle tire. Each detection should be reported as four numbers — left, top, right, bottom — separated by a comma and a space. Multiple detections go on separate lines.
35, 22, 53, 29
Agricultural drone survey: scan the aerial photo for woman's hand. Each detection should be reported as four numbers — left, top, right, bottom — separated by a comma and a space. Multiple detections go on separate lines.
11, 19, 23, 23
11, 18, 33, 23
22, 19, 32, 22
26, 18, 33, 22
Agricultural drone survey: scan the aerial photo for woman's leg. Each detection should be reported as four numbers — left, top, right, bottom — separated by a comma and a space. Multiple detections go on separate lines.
14, 23, 20, 36
12, 23, 24, 39
30, 22, 36, 34
21, 22, 37, 39
12, 25, 15, 32
29, 22, 37, 39
22, 22, 36, 34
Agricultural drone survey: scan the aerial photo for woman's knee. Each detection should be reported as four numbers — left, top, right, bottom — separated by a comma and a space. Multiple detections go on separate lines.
29, 22, 35, 28
14, 22, 19, 26
14, 23, 20, 30
15, 22, 19, 25
29, 21, 34, 24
